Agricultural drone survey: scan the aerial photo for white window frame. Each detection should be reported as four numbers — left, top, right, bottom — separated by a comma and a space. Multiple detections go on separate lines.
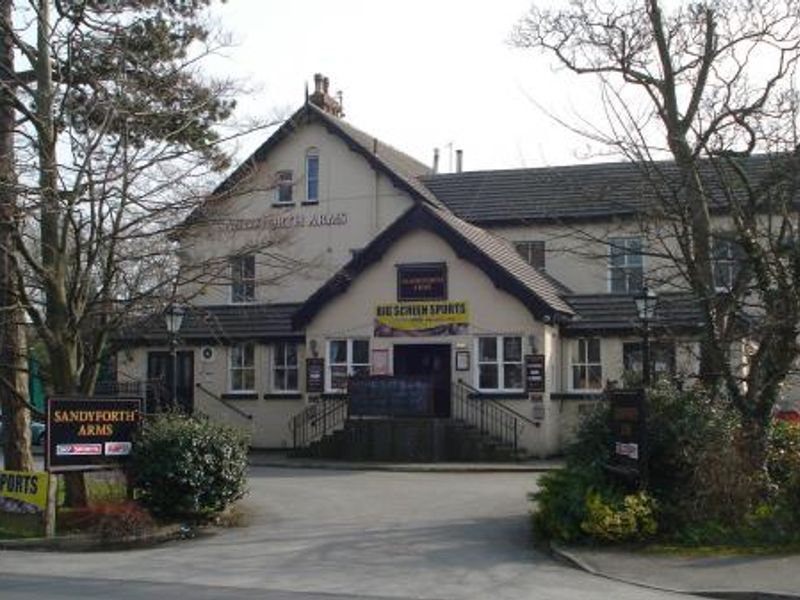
272, 342, 299, 392
474, 335, 524, 392
274, 170, 293, 205
229, 342, 256, 393
230, 254, 255, 304
570, 338, 603, 392
305, 151, 319, 204
326, 339, 370, 392
712, 237, 739, 291
608, 237, 644, 293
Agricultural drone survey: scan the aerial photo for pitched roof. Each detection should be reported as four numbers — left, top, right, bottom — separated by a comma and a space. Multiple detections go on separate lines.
179, 103, 440, 231
116, 303, 303, 345
293, 204, 574, 329
422, 154, 798, 226
562, 293, 704, 336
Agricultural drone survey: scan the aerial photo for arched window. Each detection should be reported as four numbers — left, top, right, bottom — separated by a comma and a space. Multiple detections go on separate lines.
305, 149, 319, 203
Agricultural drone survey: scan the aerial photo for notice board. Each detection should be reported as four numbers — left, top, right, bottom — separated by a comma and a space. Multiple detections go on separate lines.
348, 376, 434, 417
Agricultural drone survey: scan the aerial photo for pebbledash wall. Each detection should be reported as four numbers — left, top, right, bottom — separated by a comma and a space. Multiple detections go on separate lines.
116, 75, 797, 456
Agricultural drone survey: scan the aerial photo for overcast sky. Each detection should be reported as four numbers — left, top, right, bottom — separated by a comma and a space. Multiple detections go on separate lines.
207, 0, 612, 173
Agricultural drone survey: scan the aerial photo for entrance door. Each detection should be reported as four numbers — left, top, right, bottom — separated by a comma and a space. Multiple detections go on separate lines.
147, 351, 194, 413
393, 344, 451, 417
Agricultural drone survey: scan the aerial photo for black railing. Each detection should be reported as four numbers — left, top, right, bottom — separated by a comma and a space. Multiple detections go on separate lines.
195, 383, 254, 421
94, 379, 168, 414
451, 379, 536, 457
290, 397, 348, 449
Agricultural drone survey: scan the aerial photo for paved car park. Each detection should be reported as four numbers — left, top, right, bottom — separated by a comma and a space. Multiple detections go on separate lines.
0, 466, 700, 599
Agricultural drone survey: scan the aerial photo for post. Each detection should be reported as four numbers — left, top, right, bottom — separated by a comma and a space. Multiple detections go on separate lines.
170, 336, 178, 411
44, 473, 57, 538
642, 318, 651, 388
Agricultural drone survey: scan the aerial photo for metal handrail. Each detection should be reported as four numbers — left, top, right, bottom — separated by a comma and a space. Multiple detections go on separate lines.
290, 397, 349, 449
195, 382, 254, 421
457, 379, 538, 426
451, 379, 530, 457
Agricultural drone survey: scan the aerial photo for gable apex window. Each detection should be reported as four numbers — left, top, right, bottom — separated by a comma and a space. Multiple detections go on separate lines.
305, 150, 319, 204
274, 170, 293, 205
231, 254, 255, 303
609, 237, 643, 293
513, 241, 546, 270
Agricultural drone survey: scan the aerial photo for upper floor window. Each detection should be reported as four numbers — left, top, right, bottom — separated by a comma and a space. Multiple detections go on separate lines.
571, 338, 602, 391
477, 336, 523, 392
712, 237, 741, 291
229, 342, 255, 392
513, 241, 546, 270
609, 237, 643, 293
273, 342, 299, 392
275, 170, 293, 204
231, 254, 255, 303
328, 339, 370, 392
305, 151, 319, 203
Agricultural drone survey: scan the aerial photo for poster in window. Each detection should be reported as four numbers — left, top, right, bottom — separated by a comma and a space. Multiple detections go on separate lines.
397, 263, 447, 301
371, 349, 390, 375
306, 358, 324, 394
525, 354, 546, 393
330, 365, 348, 392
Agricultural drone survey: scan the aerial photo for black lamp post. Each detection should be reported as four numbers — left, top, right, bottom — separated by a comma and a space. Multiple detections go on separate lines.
634, 287, 658, 387
164, 304, 185, 410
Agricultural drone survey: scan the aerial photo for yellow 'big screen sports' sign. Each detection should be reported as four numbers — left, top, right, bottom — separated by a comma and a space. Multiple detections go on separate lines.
374, 301, 469, 337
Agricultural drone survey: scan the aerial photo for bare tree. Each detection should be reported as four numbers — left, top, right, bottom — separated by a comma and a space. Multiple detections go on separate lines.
513, 0, 800, 458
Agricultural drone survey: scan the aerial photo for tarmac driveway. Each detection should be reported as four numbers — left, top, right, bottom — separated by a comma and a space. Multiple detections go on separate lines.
0, 466, 693, 599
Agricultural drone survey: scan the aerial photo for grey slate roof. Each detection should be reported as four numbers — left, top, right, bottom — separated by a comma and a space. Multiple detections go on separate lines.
563, 293, 704, 335
117, 303, 303, 344
422, 154, 797, 225
430, 206, 574, 316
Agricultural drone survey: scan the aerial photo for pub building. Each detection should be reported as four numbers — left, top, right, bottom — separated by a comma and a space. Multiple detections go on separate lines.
116, 74, 795, 459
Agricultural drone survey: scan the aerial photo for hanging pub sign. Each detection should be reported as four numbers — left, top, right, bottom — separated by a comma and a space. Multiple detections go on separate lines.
374, 301, 469, 337
397, 263, 447, 301
525, 354, 546, 393
306, 358, 325, 394
46, 397, 142, 472
607, 389, 647, 482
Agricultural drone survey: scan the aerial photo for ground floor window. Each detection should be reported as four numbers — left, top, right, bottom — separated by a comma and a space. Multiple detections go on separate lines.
328, 339, 370, 392
622, 341, 675, 384
476, 336, 523, 391
273, 342, 299, 392
571, 338, 602, 391
230, 342, 255, 392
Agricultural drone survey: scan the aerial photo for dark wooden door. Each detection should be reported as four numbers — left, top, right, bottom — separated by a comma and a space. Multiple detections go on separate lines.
147, 351, 194, 413
393, 344, 451, 417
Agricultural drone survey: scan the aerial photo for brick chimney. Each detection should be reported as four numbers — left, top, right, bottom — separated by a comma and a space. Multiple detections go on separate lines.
309, 73, 344, 118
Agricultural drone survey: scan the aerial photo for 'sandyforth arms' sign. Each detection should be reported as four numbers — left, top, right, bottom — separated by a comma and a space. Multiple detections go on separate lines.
46, 397, 142, 472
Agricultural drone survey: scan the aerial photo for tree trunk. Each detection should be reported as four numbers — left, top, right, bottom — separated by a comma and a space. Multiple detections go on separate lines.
35, 0, 86, 505
0, 0, 33, 472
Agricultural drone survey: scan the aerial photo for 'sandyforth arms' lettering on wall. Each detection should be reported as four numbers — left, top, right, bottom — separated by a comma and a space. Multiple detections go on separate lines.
213, 212, 348, 232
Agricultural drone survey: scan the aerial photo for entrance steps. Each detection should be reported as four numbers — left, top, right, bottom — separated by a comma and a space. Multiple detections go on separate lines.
292, 417, 528, 462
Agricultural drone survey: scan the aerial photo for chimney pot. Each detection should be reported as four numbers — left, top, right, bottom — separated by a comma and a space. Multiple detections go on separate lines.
323, 77, 330, 94
433, 148, 440, 173
314, 73, 323, 93
456, 149, 463, 173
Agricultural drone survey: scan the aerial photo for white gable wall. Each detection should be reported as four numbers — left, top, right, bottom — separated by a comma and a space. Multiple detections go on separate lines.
179, 121, 417, 305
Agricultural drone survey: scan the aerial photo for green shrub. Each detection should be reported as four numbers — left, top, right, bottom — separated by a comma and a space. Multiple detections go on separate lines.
129, 413, 249, 519
531, 467, 600, 543
581, 490, 658, 543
